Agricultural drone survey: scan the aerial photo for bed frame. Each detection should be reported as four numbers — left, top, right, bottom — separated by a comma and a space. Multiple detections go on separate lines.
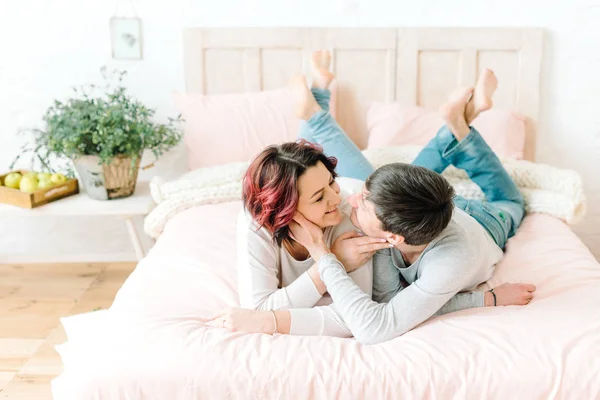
182, 28, 543, 160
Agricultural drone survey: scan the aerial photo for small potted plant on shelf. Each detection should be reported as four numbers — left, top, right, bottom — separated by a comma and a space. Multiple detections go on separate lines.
11, 67, 182, 200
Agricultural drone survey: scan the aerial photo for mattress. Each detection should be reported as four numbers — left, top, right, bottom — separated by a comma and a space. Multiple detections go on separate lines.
52, 201, 600, 399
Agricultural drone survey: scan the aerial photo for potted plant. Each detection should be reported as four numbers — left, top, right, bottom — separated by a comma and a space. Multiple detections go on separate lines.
11, 68, 182, 200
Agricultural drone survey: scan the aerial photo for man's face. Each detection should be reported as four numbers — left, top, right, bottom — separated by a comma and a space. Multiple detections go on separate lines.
347, 187, 389, 239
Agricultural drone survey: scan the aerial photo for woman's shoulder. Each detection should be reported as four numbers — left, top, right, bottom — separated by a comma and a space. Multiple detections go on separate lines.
237, 209, 277, 246
324, 213, 359, 245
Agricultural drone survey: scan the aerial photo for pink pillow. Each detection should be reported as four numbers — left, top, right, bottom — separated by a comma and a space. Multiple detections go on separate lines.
175, 84, 338, 170
367, 103, 527, 160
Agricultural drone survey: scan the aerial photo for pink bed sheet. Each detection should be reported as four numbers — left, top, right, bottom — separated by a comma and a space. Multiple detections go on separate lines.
52, 202, 600, 399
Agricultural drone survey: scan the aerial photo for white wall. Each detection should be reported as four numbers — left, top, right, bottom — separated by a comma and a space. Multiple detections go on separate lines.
1, 0, 599, 262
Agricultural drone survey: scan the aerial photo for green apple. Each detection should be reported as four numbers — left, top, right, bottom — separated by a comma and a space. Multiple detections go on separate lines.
19, 175, 38, 193
4, 172, 22, 189
50, 173, 67, 185
37, 172, 52, 181
23, 171, 38, 181
37, 178, 54, 190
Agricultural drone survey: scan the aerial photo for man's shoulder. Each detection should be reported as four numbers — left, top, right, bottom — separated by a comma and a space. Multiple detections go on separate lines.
416, 238, 476, 290
419, 208, 499, 272
433, 207, 488, 248
422, 236, 472, 265
429, 218, 472, 251
420, 215, 480, 267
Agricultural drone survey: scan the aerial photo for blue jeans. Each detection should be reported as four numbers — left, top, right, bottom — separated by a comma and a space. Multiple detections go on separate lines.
299, 89, 524, 250
412, 125, 525, 249
298, 89, 374, 181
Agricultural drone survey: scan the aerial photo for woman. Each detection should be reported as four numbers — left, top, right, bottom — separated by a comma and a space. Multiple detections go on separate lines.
236, 138, 384, 336
209, 51, 531, 336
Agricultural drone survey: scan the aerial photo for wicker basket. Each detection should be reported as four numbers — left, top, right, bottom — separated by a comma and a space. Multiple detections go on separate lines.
74, 155, 141, 200
103, 155, 141, 199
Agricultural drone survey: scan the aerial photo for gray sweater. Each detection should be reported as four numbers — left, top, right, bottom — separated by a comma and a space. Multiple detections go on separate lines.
319, 206, 503, 344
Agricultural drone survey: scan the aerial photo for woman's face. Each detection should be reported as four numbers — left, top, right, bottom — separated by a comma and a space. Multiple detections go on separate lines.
296, 162, 342, 228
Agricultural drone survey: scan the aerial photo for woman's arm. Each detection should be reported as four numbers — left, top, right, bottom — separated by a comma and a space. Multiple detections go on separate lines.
237, 211, 324, 311
210, 305, 353, 337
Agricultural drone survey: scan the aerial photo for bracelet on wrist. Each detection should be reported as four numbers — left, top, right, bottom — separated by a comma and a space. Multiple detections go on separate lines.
488, 288, 497, 306
270, 310, 278, 334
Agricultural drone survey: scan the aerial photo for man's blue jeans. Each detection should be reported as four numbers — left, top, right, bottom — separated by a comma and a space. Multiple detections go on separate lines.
298, 88, 525, 250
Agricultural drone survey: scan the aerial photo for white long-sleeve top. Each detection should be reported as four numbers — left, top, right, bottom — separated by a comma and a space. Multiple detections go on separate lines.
236, 201, 373, 337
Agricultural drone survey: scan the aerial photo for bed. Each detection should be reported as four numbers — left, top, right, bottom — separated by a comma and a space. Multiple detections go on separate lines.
52, 28, 600, 399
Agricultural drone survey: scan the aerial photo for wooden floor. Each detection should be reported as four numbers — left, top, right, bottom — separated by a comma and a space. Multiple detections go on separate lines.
0, 263, 136, 399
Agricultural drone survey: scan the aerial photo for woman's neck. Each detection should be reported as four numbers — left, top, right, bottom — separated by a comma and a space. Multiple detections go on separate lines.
283, 239, 311, 261
282, 226, 327, 261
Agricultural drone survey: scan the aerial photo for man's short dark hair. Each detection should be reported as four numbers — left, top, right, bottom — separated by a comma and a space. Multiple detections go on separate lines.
365, 163, 455, 246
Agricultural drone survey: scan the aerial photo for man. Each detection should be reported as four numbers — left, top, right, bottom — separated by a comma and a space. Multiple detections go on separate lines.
288, 52, 536, 344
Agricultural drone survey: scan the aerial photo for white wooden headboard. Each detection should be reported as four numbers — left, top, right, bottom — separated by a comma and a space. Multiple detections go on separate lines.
183, 28, 543, 160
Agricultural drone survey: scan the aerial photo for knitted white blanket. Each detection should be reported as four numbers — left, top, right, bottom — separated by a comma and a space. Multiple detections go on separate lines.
144, 146, 586, 239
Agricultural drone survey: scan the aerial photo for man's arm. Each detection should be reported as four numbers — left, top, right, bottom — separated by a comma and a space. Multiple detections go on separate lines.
373, 248, 485, 314
372, 249, 404, 303
318, 253, 470, 344
436, 291, 484, 315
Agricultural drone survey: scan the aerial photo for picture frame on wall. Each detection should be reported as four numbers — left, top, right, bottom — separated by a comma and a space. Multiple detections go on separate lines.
110, 17, 143, 60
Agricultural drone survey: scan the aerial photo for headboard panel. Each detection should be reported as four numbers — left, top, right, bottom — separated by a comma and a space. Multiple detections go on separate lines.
183, 28, 542, 160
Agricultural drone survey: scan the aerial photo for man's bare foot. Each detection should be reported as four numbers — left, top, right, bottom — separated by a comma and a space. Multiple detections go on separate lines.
439, 87, 473, 141
310, 50, 334, 89
465, 68, 498, 124
289, 74, 321, 120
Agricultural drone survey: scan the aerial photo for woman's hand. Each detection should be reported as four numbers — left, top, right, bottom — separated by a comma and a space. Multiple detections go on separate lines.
331, 231, 391, 273
289, 212, 331, 261
207, 308, 275, 334
485, 283, 536, 306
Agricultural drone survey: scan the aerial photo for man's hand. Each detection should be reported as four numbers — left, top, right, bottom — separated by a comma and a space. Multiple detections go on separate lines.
331, 231, 391, 273
485, 283, 536, 306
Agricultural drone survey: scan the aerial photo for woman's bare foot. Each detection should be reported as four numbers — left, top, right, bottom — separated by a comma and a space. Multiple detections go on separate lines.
465, 68, 498, 124
289, 74, 321, 120
310, 50, 334, 89
439, 87, 473, 141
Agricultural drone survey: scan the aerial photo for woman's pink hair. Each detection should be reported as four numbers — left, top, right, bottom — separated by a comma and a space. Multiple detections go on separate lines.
243, 140, 338, 246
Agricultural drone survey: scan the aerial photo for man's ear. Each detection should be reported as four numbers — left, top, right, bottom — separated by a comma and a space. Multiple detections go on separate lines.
385, 232, 405, 246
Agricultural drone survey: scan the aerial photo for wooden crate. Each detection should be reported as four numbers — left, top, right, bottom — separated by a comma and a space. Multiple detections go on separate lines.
0, 170, 79, 209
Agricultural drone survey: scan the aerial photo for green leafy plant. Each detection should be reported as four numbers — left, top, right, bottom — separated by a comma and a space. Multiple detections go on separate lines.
11, 67, 182, 174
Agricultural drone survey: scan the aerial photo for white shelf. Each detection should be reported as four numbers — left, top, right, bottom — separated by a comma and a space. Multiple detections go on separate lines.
0, 181, 154, 217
